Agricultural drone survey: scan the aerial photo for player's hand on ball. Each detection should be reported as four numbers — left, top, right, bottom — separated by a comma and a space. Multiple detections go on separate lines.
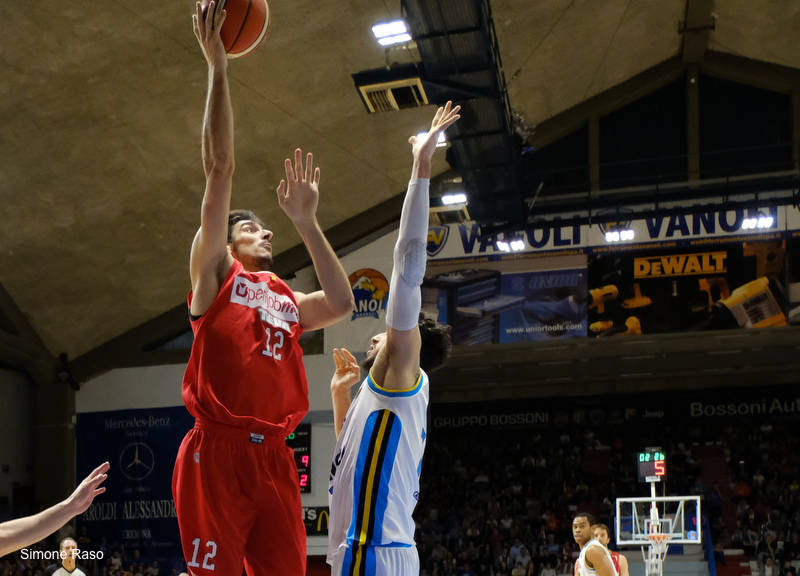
192, 0, 228, 67
331, 348, 360, 394
276, 149, 320, 230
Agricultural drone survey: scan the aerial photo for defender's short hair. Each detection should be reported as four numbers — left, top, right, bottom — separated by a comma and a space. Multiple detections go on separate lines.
418, 315, 452, 372
360, 314, 452, 373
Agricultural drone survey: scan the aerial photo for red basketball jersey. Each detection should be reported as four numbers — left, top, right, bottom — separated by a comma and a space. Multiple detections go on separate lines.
610, 550, 621, 573
183, 259, 308, 434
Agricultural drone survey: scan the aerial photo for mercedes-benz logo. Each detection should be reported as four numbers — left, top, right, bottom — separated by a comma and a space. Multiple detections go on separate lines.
119, 442, 155, 480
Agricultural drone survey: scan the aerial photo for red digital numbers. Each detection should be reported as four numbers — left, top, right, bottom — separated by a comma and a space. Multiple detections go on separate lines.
286, 424, 311, 493
655, 460, 666, 476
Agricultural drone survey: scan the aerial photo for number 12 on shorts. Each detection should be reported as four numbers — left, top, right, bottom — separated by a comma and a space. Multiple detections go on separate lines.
187, 538, 217, 571
262, 327, 284, 360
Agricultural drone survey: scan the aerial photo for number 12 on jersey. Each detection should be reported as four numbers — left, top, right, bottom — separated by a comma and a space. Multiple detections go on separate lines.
262, 327, 285, 360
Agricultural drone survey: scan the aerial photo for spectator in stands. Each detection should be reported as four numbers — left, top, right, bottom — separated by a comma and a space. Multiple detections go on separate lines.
764, 556, 778, 576
508, 538, 523, 566
540, 560, 557, 576
517, 546, 532, 574
785, 532, 800, 561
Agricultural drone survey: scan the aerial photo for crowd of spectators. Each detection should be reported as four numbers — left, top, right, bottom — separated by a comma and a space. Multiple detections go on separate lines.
1, 402, 797, 576
413, 410, 799, 576
717, 422, 800, 576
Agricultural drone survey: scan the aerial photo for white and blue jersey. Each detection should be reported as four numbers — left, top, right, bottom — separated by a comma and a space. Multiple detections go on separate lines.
327, 369, 429, 575
575, 539, 618, 576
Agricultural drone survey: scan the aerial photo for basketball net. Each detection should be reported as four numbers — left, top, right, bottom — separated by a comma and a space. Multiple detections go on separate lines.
645, 533, 670, 576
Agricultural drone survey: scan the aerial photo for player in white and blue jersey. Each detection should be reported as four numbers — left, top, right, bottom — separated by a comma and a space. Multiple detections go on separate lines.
573, 512, 618, 576
327, 102, 461, 576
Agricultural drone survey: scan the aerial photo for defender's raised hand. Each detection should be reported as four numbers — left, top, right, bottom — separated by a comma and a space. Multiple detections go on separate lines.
276, 149, 321, 229
409, 100, 461, 163
192, 0, 228, 68
330, 348, 361, 394
66, 461, 110, 515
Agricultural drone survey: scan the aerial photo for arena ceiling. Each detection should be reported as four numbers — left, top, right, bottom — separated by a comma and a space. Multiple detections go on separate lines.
1, 0, 799, 378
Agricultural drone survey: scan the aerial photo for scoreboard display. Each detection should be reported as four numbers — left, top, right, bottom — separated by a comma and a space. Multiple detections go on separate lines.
286, 424, 311, 493
637, 448, 666, 483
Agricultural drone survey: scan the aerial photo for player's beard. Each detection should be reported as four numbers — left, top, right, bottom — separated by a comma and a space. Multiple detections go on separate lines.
360, 351, 376, 372
255, 254, 273, 271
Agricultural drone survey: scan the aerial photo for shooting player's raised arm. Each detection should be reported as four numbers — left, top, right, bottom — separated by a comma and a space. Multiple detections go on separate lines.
372, 102, 460, 390
189, 1, 236, 317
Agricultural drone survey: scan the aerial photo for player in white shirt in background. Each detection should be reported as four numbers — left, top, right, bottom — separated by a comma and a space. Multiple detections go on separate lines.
573, 512, 618, 576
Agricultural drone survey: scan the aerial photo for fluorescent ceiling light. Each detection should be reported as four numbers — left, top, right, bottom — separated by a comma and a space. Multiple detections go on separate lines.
510, 240, 526, 251
757, 216, 774, 229
377, 33, 412, 46
441, 193, 467, 206
605, 229, 634, 243
742, 215, 774, 230
372, 20, 411, 46
372, 20, 407, 38
496, 241, 510, 252
415, 131, 448, 147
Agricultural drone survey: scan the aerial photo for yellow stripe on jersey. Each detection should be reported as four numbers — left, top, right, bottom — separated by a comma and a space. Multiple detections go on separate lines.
357, 410, 391, 544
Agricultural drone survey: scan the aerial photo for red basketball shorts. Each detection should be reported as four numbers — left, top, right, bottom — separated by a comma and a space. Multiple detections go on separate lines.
172, 419, 306, 575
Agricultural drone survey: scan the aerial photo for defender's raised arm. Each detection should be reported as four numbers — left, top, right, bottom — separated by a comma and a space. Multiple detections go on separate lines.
372, 101, 460, 390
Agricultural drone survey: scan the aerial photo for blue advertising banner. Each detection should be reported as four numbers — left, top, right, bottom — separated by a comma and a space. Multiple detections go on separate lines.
422, 268, 587, 345
76, 407, 194, 573
498, 269, 587, 342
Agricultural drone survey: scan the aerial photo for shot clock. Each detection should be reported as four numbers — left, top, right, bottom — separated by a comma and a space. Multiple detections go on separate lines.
286, 423, 311, 493
637, 448, 666, 483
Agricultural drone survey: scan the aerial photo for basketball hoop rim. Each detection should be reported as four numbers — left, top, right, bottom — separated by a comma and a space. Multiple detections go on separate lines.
647, 534, 671, 542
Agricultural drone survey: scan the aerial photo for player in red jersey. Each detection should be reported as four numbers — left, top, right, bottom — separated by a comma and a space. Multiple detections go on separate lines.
593, 524, 630, 576
172, 3, 355, 575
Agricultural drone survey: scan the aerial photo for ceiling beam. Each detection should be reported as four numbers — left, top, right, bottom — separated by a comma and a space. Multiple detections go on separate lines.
530, 57, 686, 150
701, 50, 800, 93
0, 282, 55, 385
680, 0, 714, 64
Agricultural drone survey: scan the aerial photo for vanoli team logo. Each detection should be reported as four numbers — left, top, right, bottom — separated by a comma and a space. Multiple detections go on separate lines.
349, 268, 389, 321
427, 226, 449, 257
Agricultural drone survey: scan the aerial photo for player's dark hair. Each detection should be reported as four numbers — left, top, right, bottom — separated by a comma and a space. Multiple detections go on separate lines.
228, 210, 266, 242
575, 512, 596, 525
360, 314, 452, 373
418, 315, 452, 372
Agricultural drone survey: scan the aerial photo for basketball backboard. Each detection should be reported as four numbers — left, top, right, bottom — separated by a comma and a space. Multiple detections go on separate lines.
615, 496, 702, 546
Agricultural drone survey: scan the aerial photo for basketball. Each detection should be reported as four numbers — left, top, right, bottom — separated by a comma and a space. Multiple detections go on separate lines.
204, 0, 271, 58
